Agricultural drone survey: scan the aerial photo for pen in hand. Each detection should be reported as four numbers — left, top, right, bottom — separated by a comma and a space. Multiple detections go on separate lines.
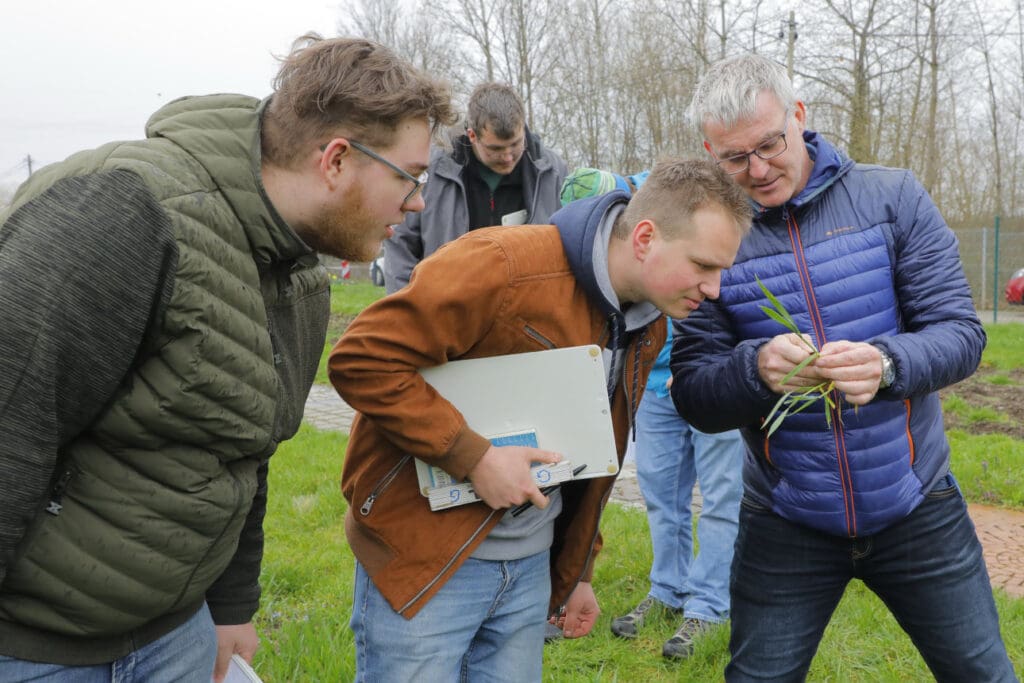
510, 464, 587, 517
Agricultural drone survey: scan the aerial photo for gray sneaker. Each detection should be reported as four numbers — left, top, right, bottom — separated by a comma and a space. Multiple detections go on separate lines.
662, 617, 713, 659
610, 596, 680, 639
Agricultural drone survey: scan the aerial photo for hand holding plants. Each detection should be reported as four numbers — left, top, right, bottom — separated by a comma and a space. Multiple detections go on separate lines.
813, 340, 887, 405
757, 278, 886, 436
756, 277, 836, 437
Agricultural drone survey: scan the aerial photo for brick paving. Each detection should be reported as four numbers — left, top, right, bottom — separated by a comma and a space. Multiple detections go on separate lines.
304, 384, 1024, 599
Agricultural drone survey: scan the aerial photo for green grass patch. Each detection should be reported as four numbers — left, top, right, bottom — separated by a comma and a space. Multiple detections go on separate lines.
942, 394, 1011, 425
329, 280, 384, 318
949, 431, 1024, 507
984, 373, 1017, 385
980, 322, 1024, 371
255, 425, 355, 679
251, 427, 1024, 681
315, 282, 386, 385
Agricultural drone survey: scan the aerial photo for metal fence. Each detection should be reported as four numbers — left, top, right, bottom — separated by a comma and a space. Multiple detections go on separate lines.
953, 217, 1024, 317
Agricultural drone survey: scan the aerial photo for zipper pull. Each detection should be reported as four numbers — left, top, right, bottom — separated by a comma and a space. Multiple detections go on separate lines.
46, 469, 74, 516
360, 494, 377, 516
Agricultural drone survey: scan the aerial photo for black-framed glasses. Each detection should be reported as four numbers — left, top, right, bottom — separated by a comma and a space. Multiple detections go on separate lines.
348, 140, 428, 204
714, 111, 791, 175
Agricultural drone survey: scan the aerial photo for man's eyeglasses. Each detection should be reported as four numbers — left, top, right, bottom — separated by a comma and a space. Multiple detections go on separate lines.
714, 111, 791, 175
348, 140, 428, 204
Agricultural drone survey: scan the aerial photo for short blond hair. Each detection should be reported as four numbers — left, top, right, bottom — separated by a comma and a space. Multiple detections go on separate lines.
615, 158, 752, 239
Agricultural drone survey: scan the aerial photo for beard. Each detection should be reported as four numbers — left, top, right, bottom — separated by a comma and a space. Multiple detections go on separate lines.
302, 186, 389, 262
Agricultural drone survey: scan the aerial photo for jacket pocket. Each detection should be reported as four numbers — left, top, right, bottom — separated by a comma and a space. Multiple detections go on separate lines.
359, 455, 413, 516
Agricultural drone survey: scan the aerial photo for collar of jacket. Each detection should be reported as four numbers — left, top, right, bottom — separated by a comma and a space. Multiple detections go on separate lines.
550, 190, 659, 333
145, 94, 316, 269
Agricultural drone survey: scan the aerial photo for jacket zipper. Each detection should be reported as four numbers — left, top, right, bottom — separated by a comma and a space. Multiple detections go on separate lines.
785, 210, 856, 536
398, 508, 500, 615
45, 468, 74, 516
360, 455, 412, 516
523, 324, 556, 349
623, 329, 648, 441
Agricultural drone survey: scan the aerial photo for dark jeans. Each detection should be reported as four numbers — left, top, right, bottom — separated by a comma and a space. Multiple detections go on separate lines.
727, 480, 1018, 682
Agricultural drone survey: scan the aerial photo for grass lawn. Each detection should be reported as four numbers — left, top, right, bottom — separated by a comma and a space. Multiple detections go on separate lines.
256, 291, 1024, 680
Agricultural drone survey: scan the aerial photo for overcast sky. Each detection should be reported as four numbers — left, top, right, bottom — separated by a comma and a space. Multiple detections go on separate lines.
0, 0, 343, 188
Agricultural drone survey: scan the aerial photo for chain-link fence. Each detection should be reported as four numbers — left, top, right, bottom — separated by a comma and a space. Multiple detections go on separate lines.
953, 217, 1024, 321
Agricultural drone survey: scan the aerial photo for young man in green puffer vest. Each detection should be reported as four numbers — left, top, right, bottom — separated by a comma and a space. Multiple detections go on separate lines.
0, 33, 455, 683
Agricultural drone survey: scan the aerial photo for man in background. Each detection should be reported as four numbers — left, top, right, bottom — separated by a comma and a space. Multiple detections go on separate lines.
384, 81, 567, 292
0, 34, 454, 682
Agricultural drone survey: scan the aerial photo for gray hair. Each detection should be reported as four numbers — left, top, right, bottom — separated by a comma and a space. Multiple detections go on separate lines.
466, 82, 525, 138
688, 54, 797, 134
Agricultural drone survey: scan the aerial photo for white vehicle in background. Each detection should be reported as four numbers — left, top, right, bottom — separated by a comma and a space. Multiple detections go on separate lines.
369, 254, 385, 287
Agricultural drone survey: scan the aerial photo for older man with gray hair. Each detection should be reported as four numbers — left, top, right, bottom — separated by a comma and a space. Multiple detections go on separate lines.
671, 53, 1017, 682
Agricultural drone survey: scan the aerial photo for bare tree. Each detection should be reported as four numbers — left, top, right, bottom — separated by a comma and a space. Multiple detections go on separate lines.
329, 0, 1024, 223
338, 0, 468, 93
437, 0, 501, 81
806, 0, 915, 163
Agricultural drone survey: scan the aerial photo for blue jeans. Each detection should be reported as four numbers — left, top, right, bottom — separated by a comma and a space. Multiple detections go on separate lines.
351, 549, 551, 682
635, 390, 743, 623
0, 603, 216, 682
727, 481, 1019, 682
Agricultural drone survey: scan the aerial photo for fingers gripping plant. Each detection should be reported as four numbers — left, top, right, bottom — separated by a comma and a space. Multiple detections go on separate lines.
757, 277, 837, 437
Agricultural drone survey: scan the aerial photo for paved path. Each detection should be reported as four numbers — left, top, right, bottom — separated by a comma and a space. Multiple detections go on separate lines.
304, 385, 1024, 599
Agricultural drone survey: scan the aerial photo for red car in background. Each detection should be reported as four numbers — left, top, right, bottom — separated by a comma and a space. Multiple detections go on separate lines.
1006, 268, 1024, 305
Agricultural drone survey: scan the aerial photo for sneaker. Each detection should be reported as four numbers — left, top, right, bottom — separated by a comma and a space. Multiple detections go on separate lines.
662, 618, 713, 659
610, 596, 680, 639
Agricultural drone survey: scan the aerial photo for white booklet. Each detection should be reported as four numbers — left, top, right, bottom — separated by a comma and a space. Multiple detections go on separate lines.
416, 345, 619, 510
222, 654, 262, 683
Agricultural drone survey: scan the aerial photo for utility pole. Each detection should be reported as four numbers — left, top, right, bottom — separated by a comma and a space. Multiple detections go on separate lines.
25, 154, 34, 177
785, 11, 798, 81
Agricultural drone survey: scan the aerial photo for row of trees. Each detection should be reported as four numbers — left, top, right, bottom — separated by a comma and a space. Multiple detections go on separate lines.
340, 0, 1024, 227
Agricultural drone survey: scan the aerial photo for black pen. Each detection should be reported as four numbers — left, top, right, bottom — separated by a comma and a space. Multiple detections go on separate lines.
510, 464, 587, 517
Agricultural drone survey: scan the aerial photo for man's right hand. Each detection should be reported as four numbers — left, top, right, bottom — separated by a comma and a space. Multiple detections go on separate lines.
757, 333, 823, 394
466, 445, 562, 510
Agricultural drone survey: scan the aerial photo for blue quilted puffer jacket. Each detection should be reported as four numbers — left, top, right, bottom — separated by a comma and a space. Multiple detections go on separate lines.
670, 131, 985, 538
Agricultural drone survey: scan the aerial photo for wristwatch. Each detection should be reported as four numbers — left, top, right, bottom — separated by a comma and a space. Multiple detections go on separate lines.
877, 348, 895, 389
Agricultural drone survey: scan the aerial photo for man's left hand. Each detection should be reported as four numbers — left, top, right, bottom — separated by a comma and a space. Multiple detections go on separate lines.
549, 582, 599, 639
814, 340, 884, 405
213, 622, 259, 682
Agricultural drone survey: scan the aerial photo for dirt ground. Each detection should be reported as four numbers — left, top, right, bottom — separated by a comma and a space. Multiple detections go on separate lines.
940, 366, 1024, 440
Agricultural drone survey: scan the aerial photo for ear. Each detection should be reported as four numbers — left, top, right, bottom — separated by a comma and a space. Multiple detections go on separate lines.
793, 100, 807, 132
632, 219, 657, 260
319, 138, 352, 187
466, 128, 478, 144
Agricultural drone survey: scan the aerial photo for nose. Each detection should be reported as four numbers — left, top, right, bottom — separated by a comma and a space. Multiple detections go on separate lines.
746, 153, 771, 178
403, 191, 426, 212
699, 273, 722, 301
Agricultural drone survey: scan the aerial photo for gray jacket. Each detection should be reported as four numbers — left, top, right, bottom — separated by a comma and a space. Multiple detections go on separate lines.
384, 129, 567, 293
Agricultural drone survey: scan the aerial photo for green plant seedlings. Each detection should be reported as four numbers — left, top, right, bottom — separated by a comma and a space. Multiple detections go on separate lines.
756, 276, 837, 437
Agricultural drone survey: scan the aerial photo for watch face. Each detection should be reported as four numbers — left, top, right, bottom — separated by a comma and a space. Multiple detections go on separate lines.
881, 354, 895, 388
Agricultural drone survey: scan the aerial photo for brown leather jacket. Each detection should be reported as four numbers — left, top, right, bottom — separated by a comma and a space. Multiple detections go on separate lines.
329, 224, 665, 619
